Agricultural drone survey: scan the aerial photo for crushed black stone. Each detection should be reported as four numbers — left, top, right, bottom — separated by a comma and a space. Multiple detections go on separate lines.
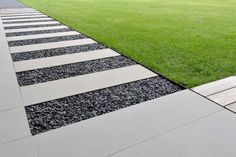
4, 23, 62, 30
3, 19, 54, 24
12, 43, 106, 62
6, 28, 72, 37
9, 34, 87, 47
25, 76, 183, 135
16, 55, 136, 86
2, 16, 49, 20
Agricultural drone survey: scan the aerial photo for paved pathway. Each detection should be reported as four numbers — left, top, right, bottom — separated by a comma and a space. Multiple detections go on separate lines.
193, 76, 236, 112
0, 0, 26, 8
0, 7, 236, 157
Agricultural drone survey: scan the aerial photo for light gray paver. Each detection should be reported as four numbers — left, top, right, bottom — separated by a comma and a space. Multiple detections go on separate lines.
0, 52, 12, 64
227, 103, 236, 112
33, 90, 222, 157
0, 13, 43, 17
21, 65, 156, 105
0, 87, 23, 111
2, 17, 51, 22
109, 110, 236, 157
7, 31, 79, 41
3, 21, 59, 27
0, 8, 35, 12
0, 72, 19, 90
0, 11, 36, 14
14, 49, 120, 72
0, 107, 31, 144
10, 38, 96, 53
208, 87, 236, 106
0, 137, 38, 157
0, 19, 19, 90
1, 15, 47, 20
0, 10, 40, 14
192, 76, 236, 96
4, 25, 68, 33
0, 62, 15, 74
0, 63, 18, 90
0, 8, 36, 13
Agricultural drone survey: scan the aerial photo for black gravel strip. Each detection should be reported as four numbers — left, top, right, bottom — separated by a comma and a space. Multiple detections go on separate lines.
3, 19, 54, 24
16, 55, 136, 86
25, 76, 183, 135
12, 43, 106, 62
6, 28, 72, 37
4, 23, 62, 30
9, 34, 87, 47
2, 16, 48, 20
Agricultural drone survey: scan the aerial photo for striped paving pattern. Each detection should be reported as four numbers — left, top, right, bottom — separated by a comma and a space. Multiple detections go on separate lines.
0, 8, 183, 136
2, 7, 236, 157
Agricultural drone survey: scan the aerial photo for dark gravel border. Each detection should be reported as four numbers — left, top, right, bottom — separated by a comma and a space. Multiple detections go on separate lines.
11, 43, 106, 62
2, 16, 49, 20
16, 55, 135, 86
6, 28, 72, 37
8, 34, 87, 47
25, 76, 183, 135
4, 23, 62, 30
3, 19, 54, 24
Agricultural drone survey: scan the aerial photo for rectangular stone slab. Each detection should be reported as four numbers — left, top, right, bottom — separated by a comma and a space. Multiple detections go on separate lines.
4, 25, 66, 33
20, 65, 156, 105
14, 49, 120, 72
10, 38, 96, 53
3, 21, 59, 27
208, 87, 236, 106
109, 110, 236, 157
0, 108, 31, 144
192, 76, 236, 96
7, 31, 79, 41
0, 137, 37, 157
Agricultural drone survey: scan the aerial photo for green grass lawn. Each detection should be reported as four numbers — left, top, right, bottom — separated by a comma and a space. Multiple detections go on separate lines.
19, 0, 236, 88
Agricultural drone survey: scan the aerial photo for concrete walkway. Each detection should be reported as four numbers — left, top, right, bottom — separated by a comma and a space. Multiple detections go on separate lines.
0, 7, 236, 157
193, 76, 236, 112
0, 0, 26, 8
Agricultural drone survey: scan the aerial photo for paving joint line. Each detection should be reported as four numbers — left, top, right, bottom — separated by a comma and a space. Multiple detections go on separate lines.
0, 15, 32, 137
0, 135, 32, 147
224, 101, 236, 107
206, 85, 236, 97
104, 109, 223, 157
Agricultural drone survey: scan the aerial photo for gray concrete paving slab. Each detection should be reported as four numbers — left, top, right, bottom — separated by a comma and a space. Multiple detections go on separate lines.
0, 0, 26, 9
